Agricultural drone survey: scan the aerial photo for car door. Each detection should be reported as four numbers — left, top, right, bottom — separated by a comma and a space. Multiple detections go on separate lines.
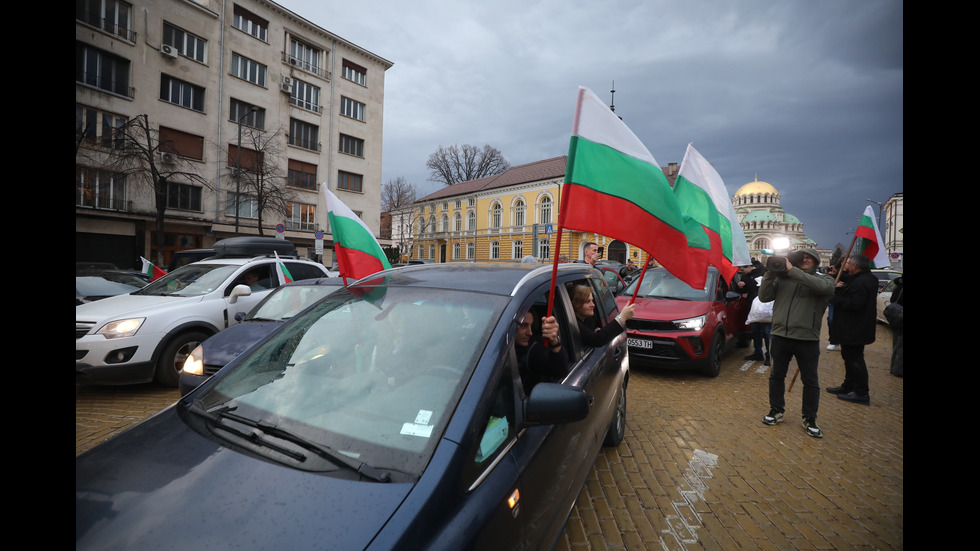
223, 264, 275, 327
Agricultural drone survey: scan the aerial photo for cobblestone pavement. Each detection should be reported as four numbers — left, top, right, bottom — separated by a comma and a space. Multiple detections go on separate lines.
77, 322, 902, 550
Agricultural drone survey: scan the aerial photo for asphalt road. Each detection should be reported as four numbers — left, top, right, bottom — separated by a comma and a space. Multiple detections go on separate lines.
77, 320, 903, 550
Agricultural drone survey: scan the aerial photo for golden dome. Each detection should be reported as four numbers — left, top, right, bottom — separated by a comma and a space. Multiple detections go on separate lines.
735, 178, 778, 196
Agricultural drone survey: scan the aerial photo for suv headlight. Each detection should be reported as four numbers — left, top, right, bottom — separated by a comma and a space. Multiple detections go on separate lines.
97, 318, 145, 339
675, 315, 706, 331
182, 345, 205, 376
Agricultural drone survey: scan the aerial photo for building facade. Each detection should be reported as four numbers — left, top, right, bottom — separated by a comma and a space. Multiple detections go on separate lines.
76, 0, 391, 269
882, 192, 903, 269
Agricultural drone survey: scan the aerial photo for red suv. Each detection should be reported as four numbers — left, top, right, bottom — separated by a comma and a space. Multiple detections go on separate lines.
615, 267, 750, 377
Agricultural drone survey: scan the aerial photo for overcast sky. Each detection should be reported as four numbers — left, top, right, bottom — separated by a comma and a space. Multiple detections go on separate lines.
279, 0, 903, 251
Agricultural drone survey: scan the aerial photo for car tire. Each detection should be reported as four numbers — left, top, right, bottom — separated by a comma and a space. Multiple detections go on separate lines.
155, 331, 209, 387
700, 330, 724, 378
603, 378, 627, 446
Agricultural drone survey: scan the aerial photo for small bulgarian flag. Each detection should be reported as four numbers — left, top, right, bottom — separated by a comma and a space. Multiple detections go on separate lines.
274, 251, 294, 285
854, 205, 890, 268
140, 257, 166, 281
324, 187, 392, 283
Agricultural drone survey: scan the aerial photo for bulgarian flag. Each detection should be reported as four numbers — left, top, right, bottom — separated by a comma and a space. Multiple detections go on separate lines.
673, 143, 751, 282
855, 205, 890, 268
274, 251, 294, 285
324, 187, 392, 283
140, 257, 166, 281
562, 86, 712, 289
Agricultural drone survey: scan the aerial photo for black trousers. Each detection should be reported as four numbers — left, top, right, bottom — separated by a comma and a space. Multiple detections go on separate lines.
768, 335, 821, 421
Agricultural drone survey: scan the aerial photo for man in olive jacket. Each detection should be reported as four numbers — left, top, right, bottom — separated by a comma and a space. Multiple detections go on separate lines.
758, 248, 835, 438
825, 254, 879, 405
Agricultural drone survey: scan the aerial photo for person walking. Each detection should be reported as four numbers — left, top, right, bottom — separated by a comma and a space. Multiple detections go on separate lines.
758, 248, 835, 438
825, 254, 879, 405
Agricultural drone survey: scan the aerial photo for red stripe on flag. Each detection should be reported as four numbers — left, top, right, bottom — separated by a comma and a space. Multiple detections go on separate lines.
335, 244, 388, 281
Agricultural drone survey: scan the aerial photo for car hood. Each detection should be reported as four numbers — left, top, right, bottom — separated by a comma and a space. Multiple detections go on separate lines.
618, 296, 711, 321
76, 407, 413, 551
199, 320, 282, 366
75, 292, 205, 322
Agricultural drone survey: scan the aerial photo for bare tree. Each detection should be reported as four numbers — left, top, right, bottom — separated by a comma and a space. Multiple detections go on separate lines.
425, 144, 510, 186
381, 176, 419, 212
90, 114, 212, 266
230, 125, 293, 236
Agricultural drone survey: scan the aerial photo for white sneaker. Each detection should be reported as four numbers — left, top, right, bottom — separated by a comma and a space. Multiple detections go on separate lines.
826, 344, 838, 351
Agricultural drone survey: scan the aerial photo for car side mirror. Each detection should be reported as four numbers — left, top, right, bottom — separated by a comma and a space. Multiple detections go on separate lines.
228, 284, 252, 304
523, 383, 591, 426
234, 311, 247, 322
725, 291, 741, 302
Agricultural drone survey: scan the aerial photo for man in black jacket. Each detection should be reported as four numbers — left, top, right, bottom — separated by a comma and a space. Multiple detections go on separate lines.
826, 254, 879, 405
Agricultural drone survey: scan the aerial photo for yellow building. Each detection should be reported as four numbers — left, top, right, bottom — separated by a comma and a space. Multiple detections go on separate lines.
397, 156, 649, 265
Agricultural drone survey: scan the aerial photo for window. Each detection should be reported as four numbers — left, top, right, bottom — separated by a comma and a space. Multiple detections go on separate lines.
463, 365, 516, 487
539, 196, 552, 224
454, 213, 462, 232
76, 43, 131, 97
168, 182, 202, 211
291, 79, 321, 112
230, 99, 265, 130
338, 171, 363, 192
512, 240, 523, 259
76, 0, 133, 41
467, 211, 476, 231
160, 75, 205, 111
428, 244, 435, 260
227, 144, 262, 172
453, 243, 460, 260
342, 59, 367, 86
231, 53, 267, 86
233, 5, 268, 41
225, 191, 258, 219
491, 241, 499, 260
491, 203, 502, 231
441, 214, 449, 232
289, 38, 321, 74
76, 105, 127, 149
341, 96, 366, 121
538, 240, 550, 260
159, 127, 205, 160
514, 200, 525, 227
286, 202, 317, 230
429, 216, 436, 233
467, 242, 475, 260
288, 159, 317, 190
163, 22, 206, 62
339, 134, 364, 157
76, 167, 126, 209
288, 118, 319, 151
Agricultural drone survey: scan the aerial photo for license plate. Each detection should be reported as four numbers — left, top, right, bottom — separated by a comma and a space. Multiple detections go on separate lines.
627, 338, 653, 349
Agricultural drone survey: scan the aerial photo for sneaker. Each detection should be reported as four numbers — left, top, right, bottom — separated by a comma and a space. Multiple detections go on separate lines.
826, 344, 838, 351
762, 409, 784, 425
744, 352, 765, 361
803, 418, 823, 438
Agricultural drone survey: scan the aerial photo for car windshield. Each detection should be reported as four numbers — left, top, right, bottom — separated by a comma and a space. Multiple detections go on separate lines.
135, 263, 240, 297
76, 276, 143, 296
193, 285, 508, 479
623, 268, 716, 301
246, 284, 341, 321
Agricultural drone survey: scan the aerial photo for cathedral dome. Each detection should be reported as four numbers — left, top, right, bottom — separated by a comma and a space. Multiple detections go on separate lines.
743, 210, 778, 222
735, 179, 779, 196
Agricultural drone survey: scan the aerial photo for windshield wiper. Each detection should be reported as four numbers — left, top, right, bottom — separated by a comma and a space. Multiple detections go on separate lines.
186, 401, 391, 482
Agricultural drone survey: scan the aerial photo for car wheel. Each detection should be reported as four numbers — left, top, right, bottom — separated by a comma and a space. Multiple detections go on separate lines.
155, 331, 209, 387
700, 330, 724, 378
603, 378, 627, 446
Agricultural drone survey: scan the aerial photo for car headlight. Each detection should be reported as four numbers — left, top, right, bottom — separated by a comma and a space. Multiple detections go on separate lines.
97, 318, 145, 339
182, 345, 205, 376
675, 315, 706, 331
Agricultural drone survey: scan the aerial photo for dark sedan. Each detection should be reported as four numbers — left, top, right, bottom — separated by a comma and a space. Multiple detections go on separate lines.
76, 263, 630, 551
179, 277, 345, 395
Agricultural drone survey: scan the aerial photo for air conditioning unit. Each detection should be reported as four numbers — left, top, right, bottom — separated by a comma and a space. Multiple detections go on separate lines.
160, 152, 176, 164
288, 57, 299, 66
281, 75, 293, 85
280, 82, 293, 94
160, 44, 178, 58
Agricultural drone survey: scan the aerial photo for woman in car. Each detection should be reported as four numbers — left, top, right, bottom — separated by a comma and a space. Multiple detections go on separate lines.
569, 284, 634, 347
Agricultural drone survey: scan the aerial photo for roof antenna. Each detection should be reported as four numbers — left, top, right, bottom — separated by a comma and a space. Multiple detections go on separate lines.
609, 81, 616, 112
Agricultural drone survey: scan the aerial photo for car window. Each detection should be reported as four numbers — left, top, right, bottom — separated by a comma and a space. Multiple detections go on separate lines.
285, 262, 328, 282
196, 285, 509, 479
624, 268, 714, 301
880, 280, 897, 293
136, 264, 240, 296
247, 285, 340, 321
463, 364, 517, 489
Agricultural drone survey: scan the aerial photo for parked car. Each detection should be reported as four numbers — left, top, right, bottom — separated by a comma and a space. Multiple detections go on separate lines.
871, 269, 903, 291
876, 277, 901, 324
76, 237, 331, 387
615, 266, 750, 377
179, 277, 345, 394
76, 262, 629, 550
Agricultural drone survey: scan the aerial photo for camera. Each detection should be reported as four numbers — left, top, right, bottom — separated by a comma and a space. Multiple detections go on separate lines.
766, 251, 805, 273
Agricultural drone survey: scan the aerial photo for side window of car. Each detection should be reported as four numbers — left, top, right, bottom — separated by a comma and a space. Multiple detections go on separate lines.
590, 277, 618, 323
462, 364, 517, 490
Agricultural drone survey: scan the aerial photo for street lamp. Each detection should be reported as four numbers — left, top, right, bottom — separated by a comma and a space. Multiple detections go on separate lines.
235, 107, 257, 236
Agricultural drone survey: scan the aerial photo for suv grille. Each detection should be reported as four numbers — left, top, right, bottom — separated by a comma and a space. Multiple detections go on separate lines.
76, 322, 95, 339
626, 319, 677, 331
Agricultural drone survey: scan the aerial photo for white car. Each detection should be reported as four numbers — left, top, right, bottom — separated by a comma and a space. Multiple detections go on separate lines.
876, 278, 902, 324
76, 250, 330, 387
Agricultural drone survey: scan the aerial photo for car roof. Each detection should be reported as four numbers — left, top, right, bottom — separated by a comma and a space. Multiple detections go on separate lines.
355, 262, 600, 296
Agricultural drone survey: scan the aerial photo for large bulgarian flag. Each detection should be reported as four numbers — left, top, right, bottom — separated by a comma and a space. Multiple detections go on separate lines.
563, 86, 712, 289
673, 143, 751, 282
324, 187, 392, 283
855, 205, 890, 268
140, 257, 166, 281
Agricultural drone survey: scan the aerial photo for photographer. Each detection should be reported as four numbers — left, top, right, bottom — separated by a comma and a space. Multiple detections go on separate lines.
758, 248, 835, 438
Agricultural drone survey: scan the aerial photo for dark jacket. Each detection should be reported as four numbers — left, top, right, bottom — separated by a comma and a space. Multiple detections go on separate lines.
577, 316, 624, 348
517, 340, 568, 390
828, 269, 879, 345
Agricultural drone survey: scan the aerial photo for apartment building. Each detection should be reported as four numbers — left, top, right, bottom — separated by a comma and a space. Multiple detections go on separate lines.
76, 0, 392, 269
